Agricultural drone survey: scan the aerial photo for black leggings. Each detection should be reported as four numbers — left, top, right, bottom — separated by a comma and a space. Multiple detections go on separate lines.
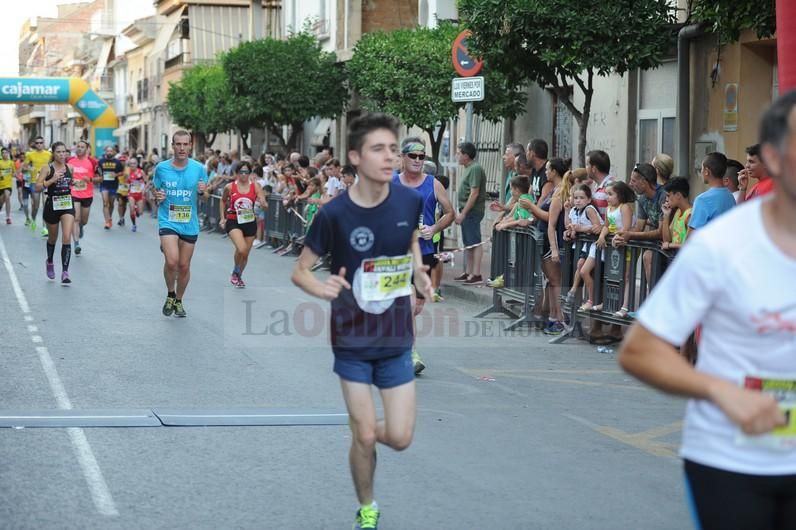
685, 459, 796, 530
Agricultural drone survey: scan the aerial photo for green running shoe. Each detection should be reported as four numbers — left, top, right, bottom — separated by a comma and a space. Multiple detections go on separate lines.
173, 300, 187, 318
162, 296, 176, 316
353, 503, 379, 529
30, 220, 37, 233
411, 349, 425, 376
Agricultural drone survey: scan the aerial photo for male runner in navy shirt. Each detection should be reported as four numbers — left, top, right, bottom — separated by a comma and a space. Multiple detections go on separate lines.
292, 113, 432, 530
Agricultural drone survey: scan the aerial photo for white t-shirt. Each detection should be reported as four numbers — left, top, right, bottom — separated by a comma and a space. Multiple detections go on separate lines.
325, 176, 345, 197
637, 198, 796, 475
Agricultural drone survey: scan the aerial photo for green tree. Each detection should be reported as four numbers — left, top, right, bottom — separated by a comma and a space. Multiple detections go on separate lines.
459, 0, 676, 165
346, 21, 525, 162
222, 32, 347, 151
166, 64, 230, 151
689, 0, 776, 44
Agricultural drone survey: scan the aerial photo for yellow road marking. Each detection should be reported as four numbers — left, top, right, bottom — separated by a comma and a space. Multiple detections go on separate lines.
565, 414, 681, 459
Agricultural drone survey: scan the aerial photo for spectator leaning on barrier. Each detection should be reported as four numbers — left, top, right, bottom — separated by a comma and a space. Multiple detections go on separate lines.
618, 162, 666, 285
454, 141, 487, 285
586, 150, 614, 217
724, 159, 745, 203
527, 139, 551, 204
688, 152, 736, 236
491, 143, 525, 218
619, 90, 796, 530
518, 158, 568, 334
651, 153, 674, 186
660, 176, 692, 251
738, 143, 775, 202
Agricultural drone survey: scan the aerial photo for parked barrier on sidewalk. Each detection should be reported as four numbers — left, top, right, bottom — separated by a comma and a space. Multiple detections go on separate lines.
474, 227, 544, 331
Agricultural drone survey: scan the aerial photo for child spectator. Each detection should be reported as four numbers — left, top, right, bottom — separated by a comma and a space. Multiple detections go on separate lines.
661, 177, 692, 250
494, 175, 533, 231
564, 183, 602, 304
579, 181, 635, 314
689, 152, 736, 235
341, 165, 356, 187
737, 143, 775, 202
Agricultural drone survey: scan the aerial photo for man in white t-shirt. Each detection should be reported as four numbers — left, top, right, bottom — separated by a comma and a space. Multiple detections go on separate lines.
619, 90, 796, 529
323, 158, 345, 198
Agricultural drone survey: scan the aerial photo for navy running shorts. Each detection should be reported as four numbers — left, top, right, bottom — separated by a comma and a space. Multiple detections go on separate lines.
334, 350, 414, 389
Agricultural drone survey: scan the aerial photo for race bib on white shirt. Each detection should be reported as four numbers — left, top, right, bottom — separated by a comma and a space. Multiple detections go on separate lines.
352, 255, 412, 314
736, 374, 796, 451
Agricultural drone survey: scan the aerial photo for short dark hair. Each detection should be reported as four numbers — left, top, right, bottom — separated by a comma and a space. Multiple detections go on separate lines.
510, 175, 530, 194
172, 130, 192, 143
528, 139, 548, 160
51, 141, 67, 154
586, 150, 611, 174
633, 162, 657, 187
745, 143, 761, 158
724, 159, 744, 187
548, 157, 568, 177
238, 160, 253, 173
608, 180, 636, 205
297, 155, 310, 169
663, 176, 690, 198
458, 141, 477, 160
347, 112, 399, 154
759, 90, 796, 151
702, 152, 727, 179
341, 164, 357, 178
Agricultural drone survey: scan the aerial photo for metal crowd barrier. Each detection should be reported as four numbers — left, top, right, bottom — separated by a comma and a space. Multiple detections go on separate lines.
200, 193, 224, 232
474, 227, 545, 331
263, 195, 307, 247
552, 234, 676, 344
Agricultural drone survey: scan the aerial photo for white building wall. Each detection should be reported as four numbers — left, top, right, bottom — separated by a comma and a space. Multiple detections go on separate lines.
572, 73, 631, 177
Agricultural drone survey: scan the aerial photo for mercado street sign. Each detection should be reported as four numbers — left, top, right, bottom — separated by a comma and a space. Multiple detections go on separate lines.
451, 76, 485, 102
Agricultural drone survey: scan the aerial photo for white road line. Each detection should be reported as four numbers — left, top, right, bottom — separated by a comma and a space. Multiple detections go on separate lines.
0, 233, 119, 517
31, 335, 43, 343
27, 325, 38, 333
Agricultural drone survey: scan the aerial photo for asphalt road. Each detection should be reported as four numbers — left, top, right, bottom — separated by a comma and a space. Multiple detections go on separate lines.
0, 200, 690, 529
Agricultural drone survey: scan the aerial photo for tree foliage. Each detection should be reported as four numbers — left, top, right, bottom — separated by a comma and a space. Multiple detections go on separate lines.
458, 0, 676, 164
167, 63, 232, 148
689, 0, 776, 44
346, 21, 525, 162
222, 32, 347, 150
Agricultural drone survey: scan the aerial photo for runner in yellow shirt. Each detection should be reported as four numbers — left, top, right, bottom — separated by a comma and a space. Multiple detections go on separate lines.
0, 147, 15, 224
24, 136, 52, 236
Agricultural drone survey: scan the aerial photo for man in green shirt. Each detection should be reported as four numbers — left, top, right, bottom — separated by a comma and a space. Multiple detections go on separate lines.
454, 141, 487, 284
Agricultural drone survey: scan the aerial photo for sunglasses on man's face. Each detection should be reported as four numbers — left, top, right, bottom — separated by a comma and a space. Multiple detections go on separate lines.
239, 170, 251, 175
406, 153, 426, 161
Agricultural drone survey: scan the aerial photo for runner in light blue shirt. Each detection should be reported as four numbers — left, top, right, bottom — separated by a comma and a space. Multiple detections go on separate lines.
153, 130, 209, 318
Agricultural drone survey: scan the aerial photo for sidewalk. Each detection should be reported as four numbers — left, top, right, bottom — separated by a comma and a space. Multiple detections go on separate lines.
437, 244, 493, 307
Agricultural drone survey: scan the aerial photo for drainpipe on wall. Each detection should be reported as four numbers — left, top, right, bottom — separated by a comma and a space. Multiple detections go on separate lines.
676, 23, 705, 177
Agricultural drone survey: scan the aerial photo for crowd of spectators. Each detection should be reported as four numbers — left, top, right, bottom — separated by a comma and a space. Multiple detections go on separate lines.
479, 137, 774, 338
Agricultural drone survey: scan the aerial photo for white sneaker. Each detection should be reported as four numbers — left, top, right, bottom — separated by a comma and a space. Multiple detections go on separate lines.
253, 239, 262, 246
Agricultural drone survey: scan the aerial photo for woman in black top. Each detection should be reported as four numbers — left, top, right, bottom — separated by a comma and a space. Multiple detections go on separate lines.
36, 141, 75, 284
